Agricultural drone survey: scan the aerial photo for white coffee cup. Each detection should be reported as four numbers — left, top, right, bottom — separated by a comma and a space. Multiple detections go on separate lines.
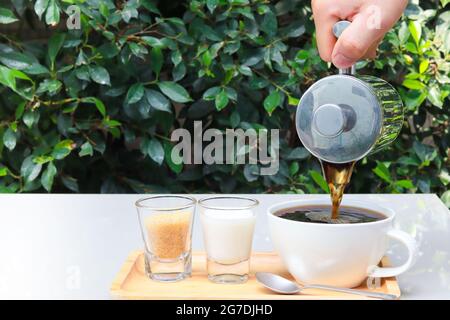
267, 198, 417, 288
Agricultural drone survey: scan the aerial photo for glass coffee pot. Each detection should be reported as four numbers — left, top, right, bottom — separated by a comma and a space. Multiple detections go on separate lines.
296, 21, 404, 164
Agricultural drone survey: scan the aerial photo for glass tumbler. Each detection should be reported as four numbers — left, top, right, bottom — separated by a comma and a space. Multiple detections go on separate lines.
199, 196, 259, 284
135, 195, 196, 282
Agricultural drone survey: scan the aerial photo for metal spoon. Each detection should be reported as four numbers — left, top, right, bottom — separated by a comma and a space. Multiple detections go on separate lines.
255, 272, 398, 300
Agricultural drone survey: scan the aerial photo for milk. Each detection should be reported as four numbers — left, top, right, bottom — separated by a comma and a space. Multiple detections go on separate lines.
200, 209, 256, 264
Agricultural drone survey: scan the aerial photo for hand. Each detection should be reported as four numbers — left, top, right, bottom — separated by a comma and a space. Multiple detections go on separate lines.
311, 0, 408, 68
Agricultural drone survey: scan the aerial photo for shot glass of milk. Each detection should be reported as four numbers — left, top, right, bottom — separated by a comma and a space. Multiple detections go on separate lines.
198, 196, 259, 284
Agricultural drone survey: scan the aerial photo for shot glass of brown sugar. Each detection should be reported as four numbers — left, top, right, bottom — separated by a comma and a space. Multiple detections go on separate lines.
135, 195, 196, 282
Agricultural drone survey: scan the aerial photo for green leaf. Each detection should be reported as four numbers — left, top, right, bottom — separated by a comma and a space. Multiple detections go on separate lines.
398, 21, 410, 44
10, 68, 30, 81
81, 97, 107, 117
141, 36, 165, 49
3, 128, 16, 150
242, 48, 265, 66
142, 0, 161, 15
129, 43, 148, 60
102, 118, 121, 128
238, 65, 252, 76
0, 182, 19, 193
163, 141, 183, 174
284, 21, 305, 38
441, 190, 450, 208
438, 170, 450, 186
419, 60, 429, 73
0, 166, 7, 177
48, 33, 65, 69
202, 50, 212, 67
428, 86, 443, 108
395, 179, 414, 189
36, 79, 62, 94
260, 9, 277, 37
171, 50, 182, 66
243, 164, 259, 182
41, 162, 57, 192
61, 175, 79, 192
23, 111, 37, 128
289, 162, 299, 176
89, 65, 111, 86
75, 49, 88, 66
0, 65, 16, 90
157, 81, 192, 103
75, 66, 90, 81
203, 86, 221, 101
398, 156, 420, 166
25, 62, 49, 75
150, 47, 163, 76
417, 178, 430, 193
172, 62, 186, 81
413, 141, 437, 165
15, 101, 26, 120
33, 155, 53, 164
51, 140, 75, 160
288, 95, 300, 106
129, 42, 148, 60
143, 138, 164, 165
286, 147, 309, 160
402, 79, 425, 90
125, 83, 145, 104
34, 0, 49, 20
408, 21, 422, 46
224, 87, 237, 101
0, 7, 18, 24
20, 156, 42, 183
373, 161, 392, 183
405, 42, 418, 54
145, 89, 171, 112
0, 52, 33, 70
98, 2, 110, 18
45, 0, 60, 26
215, 90, 229, 111
263, 90, 281, 115
309, 170, 329, 193
405, 72, 420, 80
206, 0, 219, 13
121, 5, 138, 23
230, 111, 240, 128
79, 142, 94, 157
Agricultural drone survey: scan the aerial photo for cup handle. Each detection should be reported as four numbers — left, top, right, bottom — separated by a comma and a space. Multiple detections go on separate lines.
368, 229, 417, 278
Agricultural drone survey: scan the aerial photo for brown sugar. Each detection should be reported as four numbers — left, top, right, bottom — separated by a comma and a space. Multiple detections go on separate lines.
145, 210, 192, 259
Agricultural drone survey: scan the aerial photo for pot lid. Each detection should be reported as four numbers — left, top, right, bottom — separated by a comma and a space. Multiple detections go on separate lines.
296, 75, 382, 163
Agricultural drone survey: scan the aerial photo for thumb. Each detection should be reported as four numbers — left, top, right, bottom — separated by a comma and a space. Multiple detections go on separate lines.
331, 14, 386, 68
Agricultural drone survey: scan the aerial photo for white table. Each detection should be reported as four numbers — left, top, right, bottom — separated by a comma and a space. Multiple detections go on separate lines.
0, 194, 449, 299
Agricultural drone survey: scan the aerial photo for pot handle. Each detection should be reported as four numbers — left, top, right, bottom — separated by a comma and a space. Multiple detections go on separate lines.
368, 229, 417, 278
332, 21, 356, 75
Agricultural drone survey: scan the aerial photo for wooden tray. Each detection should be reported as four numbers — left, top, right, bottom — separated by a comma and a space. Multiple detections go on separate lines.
110, 251, 401, 300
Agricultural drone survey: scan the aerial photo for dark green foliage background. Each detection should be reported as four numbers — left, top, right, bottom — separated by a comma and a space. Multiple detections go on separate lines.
0, 0, 449, 206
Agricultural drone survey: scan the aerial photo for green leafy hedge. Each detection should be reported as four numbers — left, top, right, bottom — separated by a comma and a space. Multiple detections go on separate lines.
0, 0, 449, 206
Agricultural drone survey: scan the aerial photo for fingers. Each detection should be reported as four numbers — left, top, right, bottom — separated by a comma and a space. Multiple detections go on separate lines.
312, 0, 340, 62
312, 0, 408, 68
313, 15, 339, 62
331, 12, 388, 68
365, 36, 383, 59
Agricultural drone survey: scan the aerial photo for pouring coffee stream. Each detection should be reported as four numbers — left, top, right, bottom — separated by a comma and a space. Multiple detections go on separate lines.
296, 21, 404, 221
321, 160, 356, 220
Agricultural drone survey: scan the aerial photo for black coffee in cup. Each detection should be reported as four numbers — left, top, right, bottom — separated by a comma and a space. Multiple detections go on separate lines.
276, 205, 387, 224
